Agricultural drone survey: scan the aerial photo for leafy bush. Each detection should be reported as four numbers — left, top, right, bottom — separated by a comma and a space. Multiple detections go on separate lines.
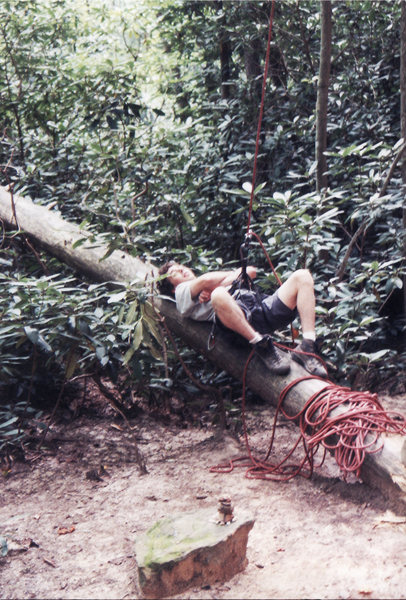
0, 401, 43, 456
0, 231, 169, 452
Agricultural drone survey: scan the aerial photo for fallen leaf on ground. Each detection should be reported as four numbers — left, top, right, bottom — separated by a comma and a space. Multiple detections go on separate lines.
43, 557, 57, 568
57, 526, 75, 535
111, 423, 123, 431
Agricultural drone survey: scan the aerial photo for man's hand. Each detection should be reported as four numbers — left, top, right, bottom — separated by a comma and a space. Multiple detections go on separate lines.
198, 289, 212, 303
188, 266, 256, 299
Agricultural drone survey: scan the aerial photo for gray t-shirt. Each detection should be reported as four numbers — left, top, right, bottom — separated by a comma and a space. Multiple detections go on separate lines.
175, 281, 215, 321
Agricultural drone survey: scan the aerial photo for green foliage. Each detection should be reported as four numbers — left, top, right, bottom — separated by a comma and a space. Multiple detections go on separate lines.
0, 256, 165, 386
0, 234, 165, 451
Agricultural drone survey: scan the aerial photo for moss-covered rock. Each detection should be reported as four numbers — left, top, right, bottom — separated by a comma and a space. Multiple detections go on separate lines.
135, 507, 255, 598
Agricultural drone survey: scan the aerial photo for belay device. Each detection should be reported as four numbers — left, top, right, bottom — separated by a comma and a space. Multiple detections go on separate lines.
232, 233, 254, 293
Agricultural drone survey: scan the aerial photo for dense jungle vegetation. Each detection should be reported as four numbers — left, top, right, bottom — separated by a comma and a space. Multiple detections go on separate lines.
0, 0, 405, 456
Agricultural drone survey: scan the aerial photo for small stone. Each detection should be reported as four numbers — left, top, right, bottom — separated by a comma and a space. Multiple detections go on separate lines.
135, 507, 255, 599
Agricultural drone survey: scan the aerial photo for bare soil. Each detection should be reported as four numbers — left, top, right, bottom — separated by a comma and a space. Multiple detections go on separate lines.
1, 389, 406, 600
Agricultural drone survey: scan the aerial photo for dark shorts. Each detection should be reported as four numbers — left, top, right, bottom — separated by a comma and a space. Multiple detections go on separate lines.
216, 289, 297, 335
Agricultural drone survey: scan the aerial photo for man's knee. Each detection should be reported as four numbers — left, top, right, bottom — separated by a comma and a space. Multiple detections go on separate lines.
292, 268, 313, 288
210, 287, 232, 310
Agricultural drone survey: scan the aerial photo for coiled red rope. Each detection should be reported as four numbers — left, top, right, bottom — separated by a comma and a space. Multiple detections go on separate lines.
210, 363, 406, 481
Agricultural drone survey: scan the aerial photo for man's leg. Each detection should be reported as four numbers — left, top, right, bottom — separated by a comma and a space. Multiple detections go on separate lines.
277, 269, 316, 338
210, 287, 290, 375
276, 269, 327, 377
210, 287, 259, 341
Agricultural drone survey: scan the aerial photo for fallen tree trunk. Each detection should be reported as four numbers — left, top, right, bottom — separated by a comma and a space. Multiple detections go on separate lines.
1, 185, 406, 511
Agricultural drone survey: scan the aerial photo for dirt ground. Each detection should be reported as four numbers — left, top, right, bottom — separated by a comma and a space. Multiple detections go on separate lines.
1, 387, 406, 600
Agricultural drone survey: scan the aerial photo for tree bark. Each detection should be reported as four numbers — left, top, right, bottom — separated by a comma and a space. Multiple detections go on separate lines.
220, 32, 233, 100
400, 0, 406, 316
315, 0, 332, 193
214, 0, 234, 100
1, 184, 406, 512
244, 36, 263, 104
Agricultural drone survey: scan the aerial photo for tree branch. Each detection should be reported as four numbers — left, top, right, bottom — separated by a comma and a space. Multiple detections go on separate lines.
336, 142, 406, 281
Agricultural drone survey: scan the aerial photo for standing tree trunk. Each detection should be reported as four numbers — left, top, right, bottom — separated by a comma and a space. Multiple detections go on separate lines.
220, 32, 233, 100
401, 0, 406, 316
244, 36, 263, 105
315, 0, 332, 193
215, 0, 234, 100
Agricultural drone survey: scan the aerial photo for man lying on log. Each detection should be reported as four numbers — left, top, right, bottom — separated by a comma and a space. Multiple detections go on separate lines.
158, 261, 327, 378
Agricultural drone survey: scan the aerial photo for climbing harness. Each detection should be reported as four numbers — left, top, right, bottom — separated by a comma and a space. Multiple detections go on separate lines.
210, 0, 406, 482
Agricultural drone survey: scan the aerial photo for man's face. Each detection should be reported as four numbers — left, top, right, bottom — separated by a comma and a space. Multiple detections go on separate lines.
167, 263, 195, 288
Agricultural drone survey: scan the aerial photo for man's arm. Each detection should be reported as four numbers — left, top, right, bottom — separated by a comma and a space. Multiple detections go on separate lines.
219, 266, 257, 288
188, 266, 257, 300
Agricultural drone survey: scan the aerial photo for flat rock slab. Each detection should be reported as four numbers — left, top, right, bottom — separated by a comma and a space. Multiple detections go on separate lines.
135, 507, 255, 598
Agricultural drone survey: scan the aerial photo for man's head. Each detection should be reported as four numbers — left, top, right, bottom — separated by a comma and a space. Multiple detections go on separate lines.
157, 261, 195, 297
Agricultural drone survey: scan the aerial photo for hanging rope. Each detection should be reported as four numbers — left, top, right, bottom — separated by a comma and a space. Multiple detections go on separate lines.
246, 0, 276, 234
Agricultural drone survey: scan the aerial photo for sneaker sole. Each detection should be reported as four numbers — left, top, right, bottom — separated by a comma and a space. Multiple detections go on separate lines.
257, 355, 290, 376
292, 353, 327, 377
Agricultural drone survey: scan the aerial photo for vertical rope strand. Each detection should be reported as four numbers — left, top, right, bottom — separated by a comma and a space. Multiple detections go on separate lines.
247, 0, 276, 233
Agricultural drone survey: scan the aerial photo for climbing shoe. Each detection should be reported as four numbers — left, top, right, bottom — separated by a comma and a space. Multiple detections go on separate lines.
254, 335, 290, 376
292, 339, 328, 378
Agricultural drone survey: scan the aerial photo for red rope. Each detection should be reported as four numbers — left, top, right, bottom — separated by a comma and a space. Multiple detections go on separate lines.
210, 0, 406, 483
210, 371, 406, 481
246, 0, 276, 234
249, 229, 282, 286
